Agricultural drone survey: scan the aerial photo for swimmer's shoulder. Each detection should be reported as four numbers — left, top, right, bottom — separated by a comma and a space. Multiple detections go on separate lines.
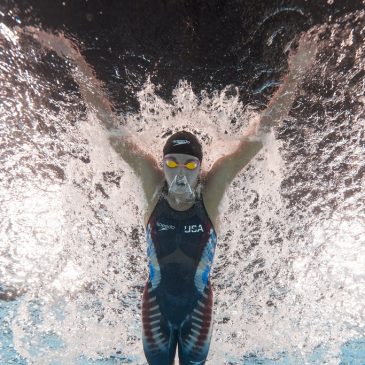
202, 192, 220, 235
200, 172, 220, 234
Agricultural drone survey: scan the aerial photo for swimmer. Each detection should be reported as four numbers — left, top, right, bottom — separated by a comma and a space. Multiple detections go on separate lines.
28, 28, 317, 364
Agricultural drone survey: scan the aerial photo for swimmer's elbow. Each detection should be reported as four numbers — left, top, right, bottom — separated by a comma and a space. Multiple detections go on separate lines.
236, 139, 263, 161
108, 135, 124, 154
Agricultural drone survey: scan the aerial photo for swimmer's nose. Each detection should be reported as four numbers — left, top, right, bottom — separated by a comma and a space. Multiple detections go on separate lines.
176, 173, 188, 185
176, 173, 184, 181
176, 167, 185, 177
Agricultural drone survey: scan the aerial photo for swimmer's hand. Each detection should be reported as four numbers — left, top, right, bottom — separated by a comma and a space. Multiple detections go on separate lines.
23, 26, 80, 60
258, 31, 318, 134
25, 26, 118, 131
288, 32, 318, 80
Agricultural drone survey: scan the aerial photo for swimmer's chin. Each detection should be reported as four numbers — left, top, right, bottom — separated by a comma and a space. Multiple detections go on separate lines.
168, 189, 195, 201
170, 186, 189, 194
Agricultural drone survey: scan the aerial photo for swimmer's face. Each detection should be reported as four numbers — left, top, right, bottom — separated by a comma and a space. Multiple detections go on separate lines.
163, 153, 201, 194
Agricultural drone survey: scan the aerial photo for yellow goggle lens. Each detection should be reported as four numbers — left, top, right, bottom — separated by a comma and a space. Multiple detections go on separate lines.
165, 160, 198, 170
185, 161, 198, 170
166, 160, 178, 168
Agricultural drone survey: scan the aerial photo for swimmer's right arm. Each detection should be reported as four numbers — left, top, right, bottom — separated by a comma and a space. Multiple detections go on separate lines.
26, 29, 164, 204
25, 28, 118, 130
108, 134, 164, 204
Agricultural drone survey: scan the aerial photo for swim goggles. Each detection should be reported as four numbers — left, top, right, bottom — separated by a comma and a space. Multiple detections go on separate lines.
164, 158, 199, 170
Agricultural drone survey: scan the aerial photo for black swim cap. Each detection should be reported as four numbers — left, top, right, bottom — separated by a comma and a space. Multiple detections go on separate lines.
163, 131, 203, 161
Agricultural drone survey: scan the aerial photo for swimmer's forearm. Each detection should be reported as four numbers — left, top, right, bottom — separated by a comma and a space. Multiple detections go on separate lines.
71, 56, 120, 131
257, 32, 317, 135
259, 73, 298, 132
72, 56, 156, 175
26, 28, 128, 134
239, 74, 299, 141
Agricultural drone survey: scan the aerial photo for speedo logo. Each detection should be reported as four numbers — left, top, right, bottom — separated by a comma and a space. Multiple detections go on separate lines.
172, 139, 190, 146
156, 222, 176, 231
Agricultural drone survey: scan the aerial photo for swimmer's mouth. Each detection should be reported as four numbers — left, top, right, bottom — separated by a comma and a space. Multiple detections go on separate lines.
176, 176, 187, 186
168, 174, 195, 201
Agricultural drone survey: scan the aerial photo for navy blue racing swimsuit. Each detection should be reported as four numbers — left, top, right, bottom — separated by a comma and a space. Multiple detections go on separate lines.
142, 190, 217, 365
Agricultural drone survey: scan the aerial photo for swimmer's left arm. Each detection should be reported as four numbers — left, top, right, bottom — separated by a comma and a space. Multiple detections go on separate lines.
203, 137, 263, 222
203, 33, 317, 222
258, 33, 317, 133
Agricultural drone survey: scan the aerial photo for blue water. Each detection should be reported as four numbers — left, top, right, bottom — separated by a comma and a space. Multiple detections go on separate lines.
1, 299, 364, 364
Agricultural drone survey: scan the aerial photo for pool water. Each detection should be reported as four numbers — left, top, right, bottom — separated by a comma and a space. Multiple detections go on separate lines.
1, 1, 364, 364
